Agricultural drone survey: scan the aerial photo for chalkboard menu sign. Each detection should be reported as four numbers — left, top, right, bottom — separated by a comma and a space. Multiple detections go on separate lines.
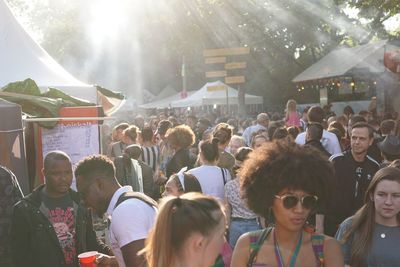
37, 106, 101, 189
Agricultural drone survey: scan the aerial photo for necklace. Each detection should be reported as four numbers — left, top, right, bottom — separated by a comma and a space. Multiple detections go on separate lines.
273, 228, 303, 267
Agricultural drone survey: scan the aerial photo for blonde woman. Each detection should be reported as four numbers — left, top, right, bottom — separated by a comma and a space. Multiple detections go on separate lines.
285, 99, 301, 127
143, 193, 226, 267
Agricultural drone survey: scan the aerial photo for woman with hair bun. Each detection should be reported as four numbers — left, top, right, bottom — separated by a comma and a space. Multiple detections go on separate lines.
189, 138, 232, 202
213, 123, 235, 173
142, 193, 226, 267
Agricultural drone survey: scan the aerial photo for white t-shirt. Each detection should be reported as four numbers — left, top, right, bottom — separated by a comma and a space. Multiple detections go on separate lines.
295, 129, 341, 155
106, 186, 156, 267
188, 165, 231, 201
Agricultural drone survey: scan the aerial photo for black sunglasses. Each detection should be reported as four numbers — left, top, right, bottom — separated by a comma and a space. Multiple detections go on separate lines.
274, 194, 318, 210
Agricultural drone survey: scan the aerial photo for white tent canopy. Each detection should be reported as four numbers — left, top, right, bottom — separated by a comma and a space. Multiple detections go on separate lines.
170, 81, 263, 108
154, 85, 178, 100
139, 91, 194, 109
292, 40, 397, 83
0, 0, 97, 103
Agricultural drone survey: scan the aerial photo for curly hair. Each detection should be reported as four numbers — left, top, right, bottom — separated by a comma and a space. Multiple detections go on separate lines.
75, 154, 115, 181
165, 125, 195, 149
240, 140, 333, 218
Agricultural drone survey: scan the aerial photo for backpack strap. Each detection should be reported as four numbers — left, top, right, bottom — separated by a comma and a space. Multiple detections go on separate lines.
114, 191, 158, 209
247, 228, 272, 267
220, 167, 227, 185
311, 234, 325, 267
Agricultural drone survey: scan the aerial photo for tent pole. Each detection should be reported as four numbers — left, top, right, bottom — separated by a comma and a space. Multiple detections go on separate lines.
226, 87, 229, 115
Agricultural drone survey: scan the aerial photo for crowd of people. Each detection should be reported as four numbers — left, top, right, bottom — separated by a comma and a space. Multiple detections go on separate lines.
1, 98, 400, 266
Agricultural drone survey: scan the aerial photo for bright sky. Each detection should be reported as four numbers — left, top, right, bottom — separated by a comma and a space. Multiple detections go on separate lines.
344, 6, 400, 32
10, 1, 400, 44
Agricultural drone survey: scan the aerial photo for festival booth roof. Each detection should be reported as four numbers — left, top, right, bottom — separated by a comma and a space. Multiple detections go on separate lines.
153, 85, 178, 101
139, 91, 195, 109
0, 0, 124, 115
292, 40, 397, 83
170, 81, 263, 108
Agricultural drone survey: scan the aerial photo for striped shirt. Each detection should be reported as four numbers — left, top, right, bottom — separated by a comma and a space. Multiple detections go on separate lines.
141, 145, 160, 172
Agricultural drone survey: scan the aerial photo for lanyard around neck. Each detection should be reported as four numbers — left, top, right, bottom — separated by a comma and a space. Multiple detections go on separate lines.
274, 228, 303, 267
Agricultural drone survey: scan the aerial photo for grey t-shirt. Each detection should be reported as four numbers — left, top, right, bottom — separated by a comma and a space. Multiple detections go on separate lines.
336, 217, 400, 267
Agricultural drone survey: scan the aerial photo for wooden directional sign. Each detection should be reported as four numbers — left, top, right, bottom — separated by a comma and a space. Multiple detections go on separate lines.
225, 62, 247, 70
203, 47, 249, 86
205, 70, 227, 78
207, 85, 227, 92
205, 57, 226, 64
225, 76, 245, 84
203, 47, 250, 57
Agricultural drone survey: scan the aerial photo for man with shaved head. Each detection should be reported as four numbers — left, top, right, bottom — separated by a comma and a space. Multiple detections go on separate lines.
11, 150, 111, 267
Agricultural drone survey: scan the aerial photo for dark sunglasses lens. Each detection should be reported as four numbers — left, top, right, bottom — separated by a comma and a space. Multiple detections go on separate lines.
303, 196, 318, 209
282, 196, 299, 209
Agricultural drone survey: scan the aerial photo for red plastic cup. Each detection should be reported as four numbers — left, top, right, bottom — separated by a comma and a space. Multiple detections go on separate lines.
78, 251, 98, 267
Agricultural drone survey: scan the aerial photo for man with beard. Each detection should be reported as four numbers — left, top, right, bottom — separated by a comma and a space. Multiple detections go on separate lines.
75, 155, 157, 267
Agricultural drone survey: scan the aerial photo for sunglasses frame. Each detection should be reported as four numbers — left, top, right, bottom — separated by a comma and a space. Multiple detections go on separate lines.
274, 194, 319, 210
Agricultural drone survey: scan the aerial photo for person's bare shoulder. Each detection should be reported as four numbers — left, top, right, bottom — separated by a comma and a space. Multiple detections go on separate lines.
231, 232, 252, 267
323, 235, 345, 267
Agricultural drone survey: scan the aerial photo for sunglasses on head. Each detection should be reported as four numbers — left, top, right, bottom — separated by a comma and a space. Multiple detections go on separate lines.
274, 194, 318, 210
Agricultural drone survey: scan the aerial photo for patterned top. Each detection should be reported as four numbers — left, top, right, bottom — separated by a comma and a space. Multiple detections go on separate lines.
225, 178, 258, 219
248, 229, 324, 267
141, 145, 160, 172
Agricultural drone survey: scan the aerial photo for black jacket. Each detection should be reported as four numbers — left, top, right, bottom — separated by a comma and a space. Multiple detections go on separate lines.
325, 150, 380, 236
10, 185, 111, 267
166, 148, 196, 177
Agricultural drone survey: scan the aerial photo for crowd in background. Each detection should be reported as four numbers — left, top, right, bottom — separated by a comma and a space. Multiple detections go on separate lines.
93, 99, 400, 266
2, 99, 400, 267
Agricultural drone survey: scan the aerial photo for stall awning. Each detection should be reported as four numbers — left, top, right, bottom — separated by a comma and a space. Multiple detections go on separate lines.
292, 40, 390, 83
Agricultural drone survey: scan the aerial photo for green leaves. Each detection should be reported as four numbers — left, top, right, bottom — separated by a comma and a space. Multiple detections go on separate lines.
0, 79, 96, 128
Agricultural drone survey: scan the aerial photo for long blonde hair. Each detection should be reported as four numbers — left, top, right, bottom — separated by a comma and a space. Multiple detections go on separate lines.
142, 193, 224, 267
286, 99, 297, 113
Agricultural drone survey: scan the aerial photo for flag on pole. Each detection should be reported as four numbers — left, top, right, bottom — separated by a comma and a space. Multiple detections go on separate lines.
181, 56, 187, 98
384, 49, 400, 73
181, 61, 185, 77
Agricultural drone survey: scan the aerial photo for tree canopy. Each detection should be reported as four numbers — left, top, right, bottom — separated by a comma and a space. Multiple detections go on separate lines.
6, 0, 400, 105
